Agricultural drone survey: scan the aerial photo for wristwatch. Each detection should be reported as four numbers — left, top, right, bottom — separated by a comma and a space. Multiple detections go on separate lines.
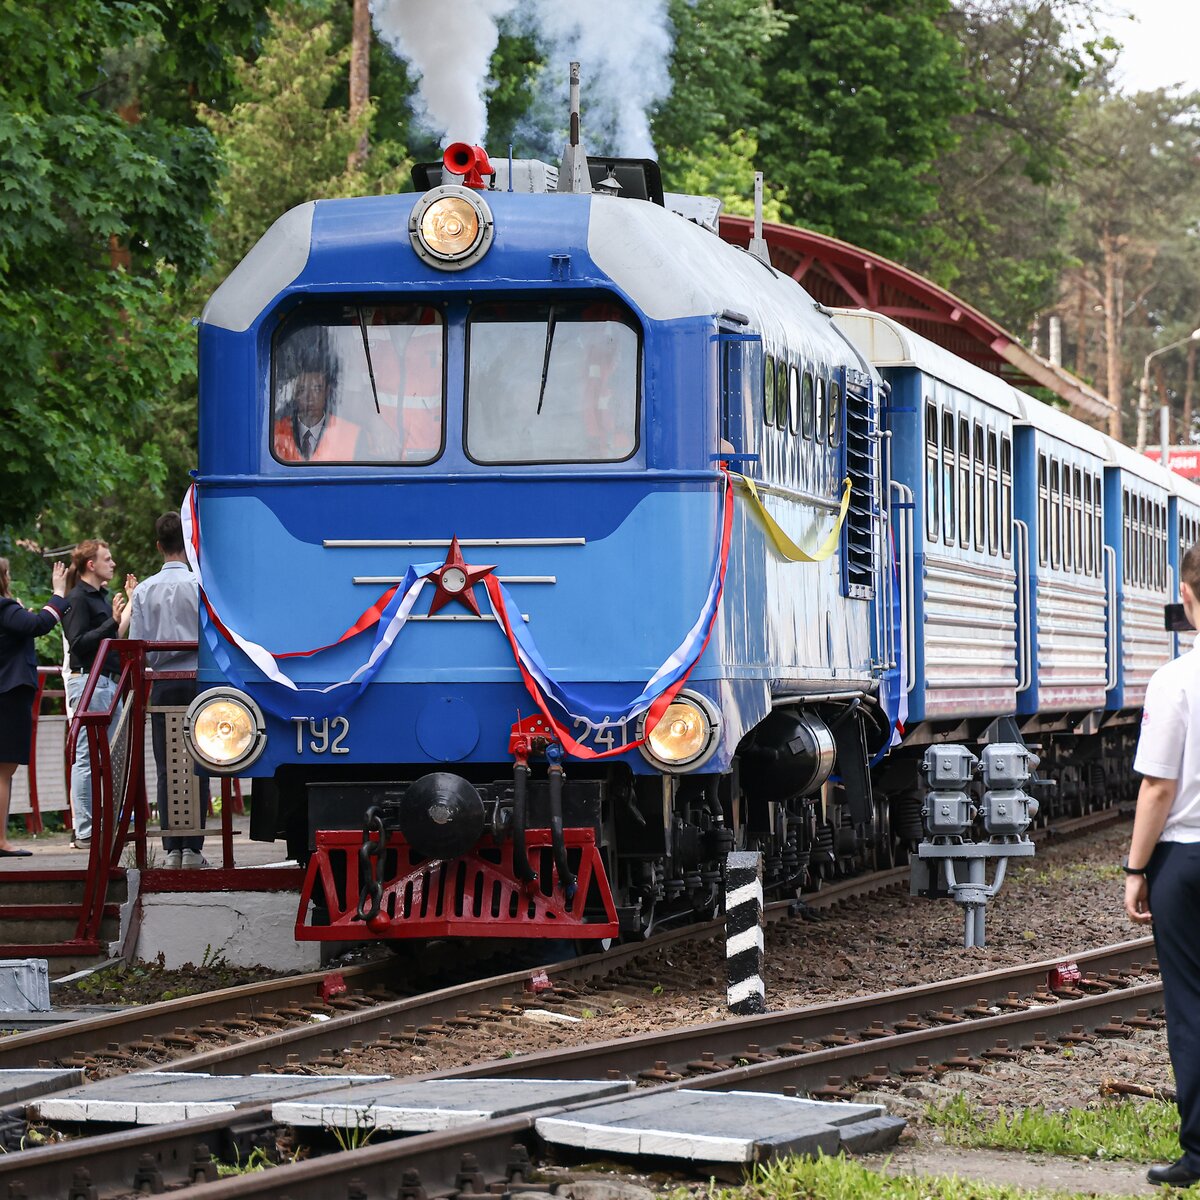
1122, 858, 1147, 876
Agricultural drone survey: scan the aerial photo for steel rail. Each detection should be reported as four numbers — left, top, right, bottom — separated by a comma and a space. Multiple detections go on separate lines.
0, 957, 407, 1071
8, 956, 1162, 1200
159, 869, 915, 1076
421, 937, 1157, 1083
0, 803, 1122, 1080
0, 1104, 273, 1197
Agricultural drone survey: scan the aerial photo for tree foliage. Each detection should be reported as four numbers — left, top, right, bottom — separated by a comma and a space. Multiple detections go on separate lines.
650, 0, 786, 214
912, 0, 1104, 332
0, 0, 267, 564
197, 3, 408, 279
1054, 87, 1200, 440
756, 0, 969, 260
5, 0, 1200, 597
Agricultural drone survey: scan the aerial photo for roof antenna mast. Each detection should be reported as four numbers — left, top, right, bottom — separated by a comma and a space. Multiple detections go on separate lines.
748, 171, 772, 265
558, 61, 592, 194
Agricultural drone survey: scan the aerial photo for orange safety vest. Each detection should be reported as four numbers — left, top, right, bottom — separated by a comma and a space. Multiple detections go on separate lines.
274, 415, 363, 462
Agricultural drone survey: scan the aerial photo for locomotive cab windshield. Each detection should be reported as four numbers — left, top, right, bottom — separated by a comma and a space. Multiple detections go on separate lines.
272, 303, 445, 465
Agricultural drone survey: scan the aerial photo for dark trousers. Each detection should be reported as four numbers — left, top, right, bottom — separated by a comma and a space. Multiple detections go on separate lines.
1148, 840, 1200, 1171
150, 680, 209, 853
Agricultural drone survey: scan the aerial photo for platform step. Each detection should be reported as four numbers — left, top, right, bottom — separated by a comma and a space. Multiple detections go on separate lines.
0, 871, 127, 908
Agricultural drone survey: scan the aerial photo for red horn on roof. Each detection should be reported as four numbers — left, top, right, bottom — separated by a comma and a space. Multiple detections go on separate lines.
443, 143, 495, 190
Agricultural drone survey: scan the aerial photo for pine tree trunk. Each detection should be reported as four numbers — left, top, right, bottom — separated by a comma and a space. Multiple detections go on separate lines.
1185, 342, 1196, 444
347, 0, 370, 172
1103, 235, 1124, 442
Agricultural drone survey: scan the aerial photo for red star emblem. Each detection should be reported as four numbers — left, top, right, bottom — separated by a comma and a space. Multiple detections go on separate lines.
425, 537, 496, 616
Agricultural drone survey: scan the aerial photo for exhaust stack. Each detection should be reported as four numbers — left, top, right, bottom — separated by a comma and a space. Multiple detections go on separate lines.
558, 62, 592, 194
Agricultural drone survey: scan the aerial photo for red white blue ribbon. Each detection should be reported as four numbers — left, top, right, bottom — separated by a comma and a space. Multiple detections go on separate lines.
483, 471, 734, 758
182, 487, 438, 718
180, 473, 732, 744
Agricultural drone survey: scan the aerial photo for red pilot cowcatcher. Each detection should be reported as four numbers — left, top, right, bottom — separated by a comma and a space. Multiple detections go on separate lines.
425, 537, 495, 616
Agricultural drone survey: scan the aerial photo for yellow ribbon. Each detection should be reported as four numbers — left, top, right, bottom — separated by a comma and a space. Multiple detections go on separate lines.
735, 474, 853, 563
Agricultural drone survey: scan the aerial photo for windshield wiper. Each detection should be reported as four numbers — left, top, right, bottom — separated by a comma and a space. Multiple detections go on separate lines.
536, 305, 557, 415
356, 306, 382, 414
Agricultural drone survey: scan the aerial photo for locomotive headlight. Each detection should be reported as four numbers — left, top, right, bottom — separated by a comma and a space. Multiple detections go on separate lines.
409, 186, 494, 271
184, 688, 267, 774
639, 691, 721, 772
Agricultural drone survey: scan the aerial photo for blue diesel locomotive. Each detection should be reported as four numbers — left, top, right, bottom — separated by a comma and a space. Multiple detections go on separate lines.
183, 138, 1197, 945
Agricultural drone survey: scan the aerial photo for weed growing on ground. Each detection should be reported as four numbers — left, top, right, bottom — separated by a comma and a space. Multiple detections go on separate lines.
928, 1094, 1181, 1162
328, 1109, 377, 1152
1029, 861, 1123, 886
216, 1145, 276, 1176
675, 1150, 1145, 1200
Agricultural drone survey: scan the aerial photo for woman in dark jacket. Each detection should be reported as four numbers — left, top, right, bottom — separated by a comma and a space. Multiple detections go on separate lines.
0, 557, 67, 856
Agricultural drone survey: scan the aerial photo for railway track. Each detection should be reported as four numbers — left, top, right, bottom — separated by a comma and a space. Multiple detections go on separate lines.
0, 936, 1163, 1200
0, 861, 911, 1078
0, 805, 1125, 1082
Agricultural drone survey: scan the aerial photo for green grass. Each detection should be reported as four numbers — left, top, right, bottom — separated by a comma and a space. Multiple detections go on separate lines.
928, 1094, 1181, 1162
1026, 861, 1124, 886
677, 1151, 1142, 1200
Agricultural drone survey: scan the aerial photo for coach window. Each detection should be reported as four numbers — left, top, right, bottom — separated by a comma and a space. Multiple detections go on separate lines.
1149, 502, 1156, 588
1084, 473, 1094, 575
1136, 495, 1146, 586
271, 303, 446, 465
972, 423, 985, 550
1157, 503, 1167, 588
986, 430, 998, 555
1094, 475, 1103, 577
777, 359, 789, 430
1050, 459, 1061, 568
958, 416, 971, 549
801, 370, 815, 439
466, 299, 639, 463
943, 410, 956, 545
788, 366, 800, 434
1079, 473, 1087, 573
815, 376, 826, 446
763, 355, 776, 426
925, 401, 940, 539
829, 379, 842, 446
1144, 499, 1152, 587
1000, 436, 1012, 558
1062, 466, 1073, 571
1122, 491, 1131, 583
1037, 453, 1048, 565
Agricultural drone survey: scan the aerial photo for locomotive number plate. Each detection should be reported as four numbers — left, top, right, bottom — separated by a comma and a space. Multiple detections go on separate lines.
293, 716, 350, 755
572, 715, 634, 755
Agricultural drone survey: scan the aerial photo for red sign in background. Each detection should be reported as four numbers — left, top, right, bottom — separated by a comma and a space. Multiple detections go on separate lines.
1143, 446, 1200, 480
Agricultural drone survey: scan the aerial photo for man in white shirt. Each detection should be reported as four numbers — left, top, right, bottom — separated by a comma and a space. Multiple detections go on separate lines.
129, 512, 209, 869
1126, 541, 1200, 1187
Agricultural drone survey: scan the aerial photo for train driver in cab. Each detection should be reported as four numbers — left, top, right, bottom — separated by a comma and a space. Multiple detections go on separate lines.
273, 330, 363, 463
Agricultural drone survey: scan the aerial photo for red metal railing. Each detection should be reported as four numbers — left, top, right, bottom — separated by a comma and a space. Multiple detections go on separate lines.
62, 640, 240, 947
24, 666, 67, 834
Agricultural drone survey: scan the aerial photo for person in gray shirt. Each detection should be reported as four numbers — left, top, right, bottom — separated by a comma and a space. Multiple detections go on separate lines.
129, 512, 210, 868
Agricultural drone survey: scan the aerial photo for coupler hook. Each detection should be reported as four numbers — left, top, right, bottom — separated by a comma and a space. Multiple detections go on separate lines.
355, 806, 388, 923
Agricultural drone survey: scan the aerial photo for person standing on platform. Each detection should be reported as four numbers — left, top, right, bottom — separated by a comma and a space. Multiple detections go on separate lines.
129, 512, 209, 869
1126, 540, 1200, 1188
62, 540, 135, 850
0, 557, 69, 856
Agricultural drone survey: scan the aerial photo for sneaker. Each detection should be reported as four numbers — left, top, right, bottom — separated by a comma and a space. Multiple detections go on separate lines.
70, 838, 91, 850
164, 850, 183, 870
181, 849, 210, 869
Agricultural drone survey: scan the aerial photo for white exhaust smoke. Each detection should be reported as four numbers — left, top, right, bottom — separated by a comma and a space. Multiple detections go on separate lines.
371, 0, 519, 146
371, 0, 672, 157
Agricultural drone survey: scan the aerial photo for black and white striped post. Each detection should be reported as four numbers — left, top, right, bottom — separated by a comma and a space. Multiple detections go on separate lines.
725, 850, 765, 1014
